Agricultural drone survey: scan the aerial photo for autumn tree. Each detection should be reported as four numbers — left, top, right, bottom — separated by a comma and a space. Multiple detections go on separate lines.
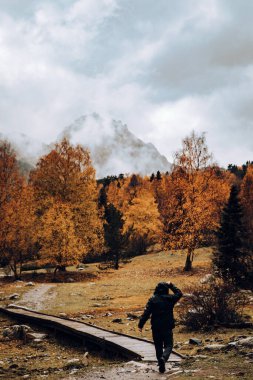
0, 141, 22, 214
40, 202, 83, 279
128, 174, 142, 202
106, 175, 129, 210
30, 138, 103, 267
106, 173, 162, 253
0, 141, 34, 278
0, 183, 37, 279
213, 185, 252, 287
30, 137, 95, 204
228, 161, 253, 180
157, 131, 230, 271
123, 189, 162, 254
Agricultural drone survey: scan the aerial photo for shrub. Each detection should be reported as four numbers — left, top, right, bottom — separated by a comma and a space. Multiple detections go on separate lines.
179, 279, 248, 331
124, 234, 148, 258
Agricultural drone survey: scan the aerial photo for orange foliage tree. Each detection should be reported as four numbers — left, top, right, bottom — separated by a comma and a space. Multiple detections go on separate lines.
106, 176, 128, 210
30, 138, 103, 271
0, 141, 22, 213
0, 141, 37, 278
0, 184, 36, 279
40, 202, 83, 278
156, 132, 230, 271
106, 174, 162, 254
123, 189, 162, 249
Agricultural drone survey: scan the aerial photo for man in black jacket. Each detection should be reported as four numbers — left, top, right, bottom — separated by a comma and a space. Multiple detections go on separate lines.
138, 281, 182, 373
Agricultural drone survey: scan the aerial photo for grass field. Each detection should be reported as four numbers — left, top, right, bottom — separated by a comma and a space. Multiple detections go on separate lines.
40, 247, 212, 317
0, 247, 252, 379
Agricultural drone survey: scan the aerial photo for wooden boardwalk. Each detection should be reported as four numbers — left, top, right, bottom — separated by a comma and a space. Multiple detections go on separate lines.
0, 306, 182, 362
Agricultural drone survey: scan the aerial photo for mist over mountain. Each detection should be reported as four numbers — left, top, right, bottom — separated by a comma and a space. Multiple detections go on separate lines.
2, 114, 171, 178
61, 114, 171, 178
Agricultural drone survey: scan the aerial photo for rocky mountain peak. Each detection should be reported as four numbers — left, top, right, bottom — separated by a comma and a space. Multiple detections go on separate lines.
62, 114, 171, 178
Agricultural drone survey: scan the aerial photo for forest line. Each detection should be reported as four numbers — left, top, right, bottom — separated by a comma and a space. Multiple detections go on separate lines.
0, 131, 252, 284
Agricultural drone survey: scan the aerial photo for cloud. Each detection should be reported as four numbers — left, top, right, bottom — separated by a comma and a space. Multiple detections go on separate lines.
0, 1, 119, 147
147, 84, 253, 166
0, 0, 252, 169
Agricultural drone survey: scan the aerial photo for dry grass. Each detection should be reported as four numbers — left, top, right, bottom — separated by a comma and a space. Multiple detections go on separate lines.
0, 316, 115, 380
1, 247, 252, 336
39, 247, 212, 315
0, 247, 252, 379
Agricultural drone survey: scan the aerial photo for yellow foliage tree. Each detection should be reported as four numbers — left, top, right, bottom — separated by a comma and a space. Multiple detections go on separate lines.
157, 132, 230, 271
40, 202, 83, 278
106, 178, 127, 210
30, 137, 95, 204
0, 141, 35, 278
123, 189, 162, 244
30, 138, 104, 265
0, 141, 22, 214
0, 184, 36, 279
106, 175, 162, 254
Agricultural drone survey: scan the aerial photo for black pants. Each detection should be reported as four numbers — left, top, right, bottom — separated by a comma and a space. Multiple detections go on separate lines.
152, 327, 173, 362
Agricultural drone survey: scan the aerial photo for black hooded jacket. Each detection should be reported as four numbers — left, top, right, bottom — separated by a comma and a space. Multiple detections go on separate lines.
138, 282, 182, 330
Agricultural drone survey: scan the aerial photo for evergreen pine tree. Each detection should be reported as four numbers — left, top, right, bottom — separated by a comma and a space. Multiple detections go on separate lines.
213, 185, 250, 287
150, 173, 155, 182
156, 170, 162, 180
129, 174, 140, 187
104, 203, 125, 270
98, 186, 107, 208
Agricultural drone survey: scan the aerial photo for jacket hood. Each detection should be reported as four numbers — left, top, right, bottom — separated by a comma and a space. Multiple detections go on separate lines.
154, 282, 168, 295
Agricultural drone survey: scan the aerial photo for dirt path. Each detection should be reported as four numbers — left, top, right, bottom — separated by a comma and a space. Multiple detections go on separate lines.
16, 284, 56, 311
9, 285, 184, 379
62, 361, 183, 380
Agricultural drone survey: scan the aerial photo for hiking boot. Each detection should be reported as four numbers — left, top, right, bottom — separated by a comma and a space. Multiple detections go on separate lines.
158, 358, 165, 373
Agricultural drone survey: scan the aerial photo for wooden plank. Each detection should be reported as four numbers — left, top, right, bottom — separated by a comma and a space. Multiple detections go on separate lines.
0, 306, 183, 362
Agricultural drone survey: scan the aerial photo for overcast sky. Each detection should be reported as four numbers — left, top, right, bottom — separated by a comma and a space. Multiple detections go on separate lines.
0, 0, 252, 167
